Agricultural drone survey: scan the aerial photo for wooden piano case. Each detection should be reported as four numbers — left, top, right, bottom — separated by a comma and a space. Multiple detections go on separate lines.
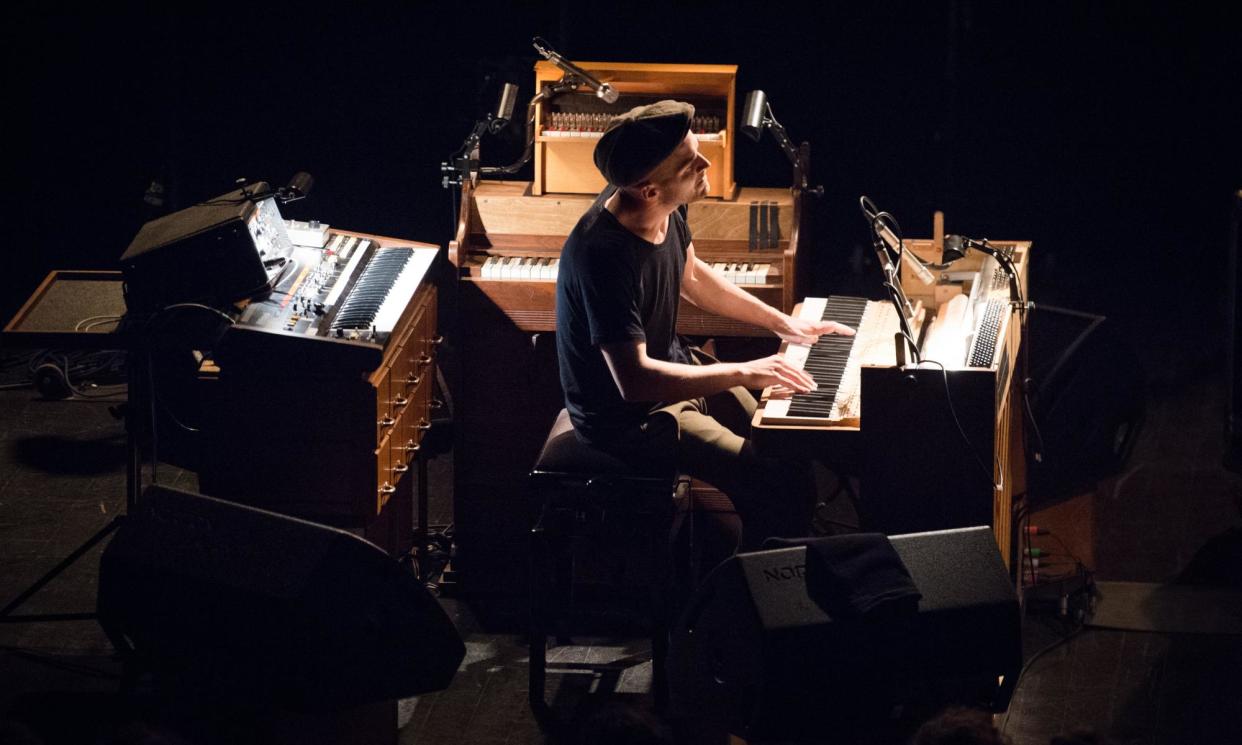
448, 58, 820, 601
755, 240, 1031, 569
197, 233, 443, 547
533, 61, 737, 198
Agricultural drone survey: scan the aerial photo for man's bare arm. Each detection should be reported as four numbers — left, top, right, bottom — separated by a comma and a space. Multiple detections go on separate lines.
680, 244, 855, 343
600, 339, 816, 403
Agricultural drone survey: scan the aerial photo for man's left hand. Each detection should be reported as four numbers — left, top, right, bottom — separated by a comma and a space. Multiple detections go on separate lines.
775, 315, 856, 345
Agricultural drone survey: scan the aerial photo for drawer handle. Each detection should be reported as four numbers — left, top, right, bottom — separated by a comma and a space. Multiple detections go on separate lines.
392, 463, 410, 474
379, 484, 396, 496
379, 416, 396, 428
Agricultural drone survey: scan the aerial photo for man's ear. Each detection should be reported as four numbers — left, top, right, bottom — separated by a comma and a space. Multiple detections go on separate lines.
636, 181, 660, 202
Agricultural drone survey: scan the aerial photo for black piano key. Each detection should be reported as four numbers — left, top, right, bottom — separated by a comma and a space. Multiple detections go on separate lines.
330, 248, 414, 330
784, 295, 869, 417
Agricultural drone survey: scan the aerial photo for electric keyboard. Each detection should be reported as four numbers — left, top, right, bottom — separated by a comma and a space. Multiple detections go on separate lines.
758, 296, 900, 426
753, 239, 1032, 572
203, 230, 442, 525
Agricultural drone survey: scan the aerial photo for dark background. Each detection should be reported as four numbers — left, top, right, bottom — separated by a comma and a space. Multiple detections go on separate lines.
6, 2, 1240, 383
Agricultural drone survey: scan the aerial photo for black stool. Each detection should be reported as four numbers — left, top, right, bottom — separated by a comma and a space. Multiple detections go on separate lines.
528, 409, 688, 722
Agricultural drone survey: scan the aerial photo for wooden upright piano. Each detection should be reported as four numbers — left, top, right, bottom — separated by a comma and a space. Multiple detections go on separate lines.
752, 232, 1031, 569
448, 61, 816, 596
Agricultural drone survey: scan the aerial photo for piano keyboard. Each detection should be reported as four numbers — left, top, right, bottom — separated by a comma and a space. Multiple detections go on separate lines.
330, 246, 437, 336
759, 296, 901, 425
480, 256, 561, 281
707, 262, 772, 285
477, 256, 771, 285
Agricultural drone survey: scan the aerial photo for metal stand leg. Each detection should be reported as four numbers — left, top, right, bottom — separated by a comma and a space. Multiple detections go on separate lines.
528, 516, 552, 726
0, 342, 147, 624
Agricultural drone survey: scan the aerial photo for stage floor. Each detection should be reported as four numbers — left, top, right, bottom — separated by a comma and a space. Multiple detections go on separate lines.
1, 343, 1239, 745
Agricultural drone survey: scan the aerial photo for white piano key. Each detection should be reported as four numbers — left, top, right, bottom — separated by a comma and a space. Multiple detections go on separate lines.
741, 263, 759, 285
323, 239, 367, 308
371, 247, 438, 334
338, 236, 360, 261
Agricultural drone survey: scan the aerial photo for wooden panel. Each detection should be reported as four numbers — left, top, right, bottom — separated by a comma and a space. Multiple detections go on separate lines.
539, 135, 730, 197
532, 60, 736, 197
197, 232, 439, 531
471, 183, 792, 242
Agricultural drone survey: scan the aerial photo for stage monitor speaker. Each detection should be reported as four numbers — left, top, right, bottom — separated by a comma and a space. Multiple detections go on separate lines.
668, 527, 1021, 743
119, 183, 291, 312
98, 485, 465, 710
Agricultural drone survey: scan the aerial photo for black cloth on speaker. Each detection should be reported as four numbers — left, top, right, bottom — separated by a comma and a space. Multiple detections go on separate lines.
764, 533, 921, 620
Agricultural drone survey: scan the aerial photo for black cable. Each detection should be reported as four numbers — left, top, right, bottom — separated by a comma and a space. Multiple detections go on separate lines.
149, 303, 237, 327
915, 359, 998, 487
997, 615, 1089, 736
146, 350, 159, 485
871, 212, 902, 273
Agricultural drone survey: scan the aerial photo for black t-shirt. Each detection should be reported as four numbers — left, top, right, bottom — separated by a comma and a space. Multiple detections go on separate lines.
556, 188, 691, 445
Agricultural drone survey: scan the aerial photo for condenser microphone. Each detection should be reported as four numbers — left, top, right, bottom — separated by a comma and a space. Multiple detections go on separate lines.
489, 83, 519, 133
877, 221, 935, 285
741, 90, 768, 141
532, 37, 618, 103
277, 172, 313, 203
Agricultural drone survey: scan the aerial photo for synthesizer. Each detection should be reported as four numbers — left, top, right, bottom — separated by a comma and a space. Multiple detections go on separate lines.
201, 229, 442, 527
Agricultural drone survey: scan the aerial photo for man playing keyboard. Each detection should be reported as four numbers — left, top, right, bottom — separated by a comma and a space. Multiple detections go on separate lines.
555, 100, 853, 546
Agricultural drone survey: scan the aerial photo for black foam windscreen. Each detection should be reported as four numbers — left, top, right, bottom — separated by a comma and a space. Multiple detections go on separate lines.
98, 485, 465, 710
668, 527, 1021, 742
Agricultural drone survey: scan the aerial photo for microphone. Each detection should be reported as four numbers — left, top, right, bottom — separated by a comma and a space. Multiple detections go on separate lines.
947, 235, 1022, 303
943, 234, 969, 263
876, 220, 935, 285
277, 172, 313, 203
532, 37, 618, 104
489, 82, 519, 134
740, 90, 767, 142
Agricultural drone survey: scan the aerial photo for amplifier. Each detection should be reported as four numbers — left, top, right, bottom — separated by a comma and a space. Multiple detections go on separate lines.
668, 526, 1022, 742
120, 182, 292, 312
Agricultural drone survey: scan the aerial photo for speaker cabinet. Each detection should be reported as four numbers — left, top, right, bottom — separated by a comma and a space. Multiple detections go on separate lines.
98, 485, 465, 710
668, 526, 1021, 743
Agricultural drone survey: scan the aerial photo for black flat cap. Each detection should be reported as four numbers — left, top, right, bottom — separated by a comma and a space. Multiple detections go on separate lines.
593, 100, 695, 187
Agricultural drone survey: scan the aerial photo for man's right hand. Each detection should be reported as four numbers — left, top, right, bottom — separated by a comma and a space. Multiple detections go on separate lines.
734, 354, 817, 393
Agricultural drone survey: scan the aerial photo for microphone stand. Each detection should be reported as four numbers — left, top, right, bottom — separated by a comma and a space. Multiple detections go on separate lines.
960, 237, 1025, 313
479, 78, 578, 178
756, 102, 823, 199
867, 230, 921, 366
448, 37, 610, 184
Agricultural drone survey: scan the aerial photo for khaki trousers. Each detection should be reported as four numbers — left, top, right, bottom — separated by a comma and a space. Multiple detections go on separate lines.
596, 353, 818, 549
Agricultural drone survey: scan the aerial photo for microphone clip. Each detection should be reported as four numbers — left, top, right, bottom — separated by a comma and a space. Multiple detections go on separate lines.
532, 37, 618, 104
